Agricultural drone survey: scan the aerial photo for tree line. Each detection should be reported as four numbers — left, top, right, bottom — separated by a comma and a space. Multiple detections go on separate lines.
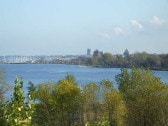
85, 52, 168, 70
0, 67, 168, 126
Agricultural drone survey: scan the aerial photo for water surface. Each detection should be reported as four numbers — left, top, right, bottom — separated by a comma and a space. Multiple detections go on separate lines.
0, 64, 167, 98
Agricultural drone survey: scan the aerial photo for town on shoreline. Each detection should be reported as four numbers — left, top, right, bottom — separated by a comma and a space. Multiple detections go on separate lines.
0, 49, 168, 71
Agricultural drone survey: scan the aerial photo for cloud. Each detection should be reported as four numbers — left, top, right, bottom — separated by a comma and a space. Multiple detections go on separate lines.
131, 19, 143, 30
98, 32, 111, 40
113, 27, 123, 35
151, 16, 165, 25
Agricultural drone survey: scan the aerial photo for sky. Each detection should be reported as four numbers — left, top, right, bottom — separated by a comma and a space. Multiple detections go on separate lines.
0, 0, 168, 55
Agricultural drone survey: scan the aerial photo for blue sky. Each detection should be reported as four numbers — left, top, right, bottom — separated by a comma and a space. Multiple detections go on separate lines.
0, 0, 168, 55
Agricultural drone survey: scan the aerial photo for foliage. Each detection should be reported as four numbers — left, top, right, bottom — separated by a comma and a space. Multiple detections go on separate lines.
132, 52, 148, 66
33, 75, 82, 126
114, 55, 125, 66
2, 77, 35, 126
32, 69, 168, 126
160, 54, 168, 69
0, 68, 10, 125
116, 67, 168, 126
102, 53, 114, 66
99, 80, 127, 126
87, 53, 114, 67
85, 115, 110, 126
54, 79, 81, 126
81, 82, 100, 123
27, 81, 36, 100
86, 51, 168, 70
32, 81, 56, 126
65, 73, 78, 85
2, 68, 168, 126
0, 68, 10, 102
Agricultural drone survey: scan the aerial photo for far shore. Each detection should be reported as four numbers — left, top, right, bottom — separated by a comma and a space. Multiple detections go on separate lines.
1, 62, 168, 71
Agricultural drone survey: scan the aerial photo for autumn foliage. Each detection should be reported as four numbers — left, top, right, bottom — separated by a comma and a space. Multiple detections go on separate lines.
0, 68, 168, 126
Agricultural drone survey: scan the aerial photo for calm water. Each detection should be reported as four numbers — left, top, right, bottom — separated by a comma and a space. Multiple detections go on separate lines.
0, 64, 168, 98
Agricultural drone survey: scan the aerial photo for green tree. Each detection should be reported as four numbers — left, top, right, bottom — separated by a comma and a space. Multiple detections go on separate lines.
34, 74, 82, 126
105, 90, 127, 126
116, 67, 168, 126
0, 68, 10, 125
53, 79, 81, 126
33, 81, 56, 126
160, 54, 168, 69
3, 77, 35, 126
90, 57, 101, 66
132, 52, 148, 66
146, 54, 161, 68
65, 73, 78, 85
102, 53, 114, 67
114, 54, 125, 66
100, 80, 127, 126
0, 68, 10, 102
27, 81, 36, 99
81, 82, 100, 124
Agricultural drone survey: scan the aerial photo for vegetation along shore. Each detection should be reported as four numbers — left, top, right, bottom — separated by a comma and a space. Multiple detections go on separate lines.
0, 67, 168, 125
1, 51, 168, 71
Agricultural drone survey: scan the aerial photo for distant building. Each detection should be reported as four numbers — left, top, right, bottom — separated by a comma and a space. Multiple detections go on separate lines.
123, 49, 129, 57
87, 49, 91, 56
93, 49, 103, 57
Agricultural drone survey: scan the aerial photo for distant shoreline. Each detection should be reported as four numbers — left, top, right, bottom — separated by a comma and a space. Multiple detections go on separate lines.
1, 62, 168, 71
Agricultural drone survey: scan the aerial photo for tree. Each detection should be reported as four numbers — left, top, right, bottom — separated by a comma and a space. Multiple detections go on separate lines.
89, 57, 101, 66
0, 68, 10, 102
100, 80, 127, 126
27, 81, 36, 99
132, 52, 148, 66
81, 82, 100, 124
2, 77, 35, 126
65, 73, 78, 85
34, 74, 82, 126
160, 54, 168, 69
116, 67, 168, 126
33, 81, 56, 126
102, 53, 114, 66
114, 54, 125, 66
53, 79, 81, 126
146, 54, 161, 68
0, 68, 10, 125
105, 90, 127, 126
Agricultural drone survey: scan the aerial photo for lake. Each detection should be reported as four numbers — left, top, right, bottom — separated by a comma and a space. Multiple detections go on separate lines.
0, 64, 168, 98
